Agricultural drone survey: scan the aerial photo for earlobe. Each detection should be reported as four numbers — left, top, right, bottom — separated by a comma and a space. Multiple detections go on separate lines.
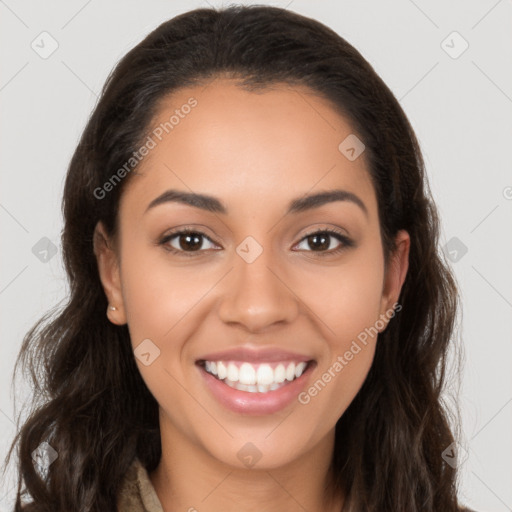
93, 221, 127, 325
379, 230, 410, 327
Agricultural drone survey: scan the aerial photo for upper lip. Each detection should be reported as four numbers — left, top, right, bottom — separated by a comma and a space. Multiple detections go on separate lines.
197, 346, 313, 363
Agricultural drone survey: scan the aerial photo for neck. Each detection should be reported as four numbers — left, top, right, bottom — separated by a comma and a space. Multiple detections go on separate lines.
149, 412, 344, 512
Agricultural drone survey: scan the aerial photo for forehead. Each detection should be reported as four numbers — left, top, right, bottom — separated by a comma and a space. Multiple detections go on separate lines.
121, 78, 377, 219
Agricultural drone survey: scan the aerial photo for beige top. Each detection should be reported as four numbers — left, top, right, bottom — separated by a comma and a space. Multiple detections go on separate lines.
117, 458, 163, 512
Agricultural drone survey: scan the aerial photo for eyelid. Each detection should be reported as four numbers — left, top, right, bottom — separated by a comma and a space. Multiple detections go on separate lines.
296, 225, 349, 242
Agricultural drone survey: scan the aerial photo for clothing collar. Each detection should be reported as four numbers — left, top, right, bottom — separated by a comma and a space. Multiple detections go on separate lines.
117, 458, 164, 512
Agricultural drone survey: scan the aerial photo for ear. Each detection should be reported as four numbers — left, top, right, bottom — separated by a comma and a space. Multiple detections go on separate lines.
93, 221, 127, 325
378, 229, 410, 330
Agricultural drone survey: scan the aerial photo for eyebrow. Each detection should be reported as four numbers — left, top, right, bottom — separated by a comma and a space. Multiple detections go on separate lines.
145, 188, 368, 217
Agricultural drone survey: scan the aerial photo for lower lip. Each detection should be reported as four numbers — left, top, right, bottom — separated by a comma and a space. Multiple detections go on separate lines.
197, 362, 315, 415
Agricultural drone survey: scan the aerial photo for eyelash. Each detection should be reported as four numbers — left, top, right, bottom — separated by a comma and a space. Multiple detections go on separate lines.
158, 227, 354, 258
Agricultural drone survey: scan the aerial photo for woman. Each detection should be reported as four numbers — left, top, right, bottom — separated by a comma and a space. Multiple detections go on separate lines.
5, 5, 475, 511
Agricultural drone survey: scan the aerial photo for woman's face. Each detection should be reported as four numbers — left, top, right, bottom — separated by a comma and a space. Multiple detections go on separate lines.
95, 78, 409, 470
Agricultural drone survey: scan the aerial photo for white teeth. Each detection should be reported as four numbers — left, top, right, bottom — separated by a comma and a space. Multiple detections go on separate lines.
202, 359, 309, 391
256, 364, 274, 386
238, 362, 256, 385
274, 364, 286, 383
285, 362, 295, 381
295, 362, 307, 378
227, 362, 239, 382
217, 361, 227, 380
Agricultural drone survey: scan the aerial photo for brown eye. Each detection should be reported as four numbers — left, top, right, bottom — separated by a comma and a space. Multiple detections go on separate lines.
160, 229, 220, 256
295, 229, 352, 253
305, 233, 331, 251
175, 232, 203, 251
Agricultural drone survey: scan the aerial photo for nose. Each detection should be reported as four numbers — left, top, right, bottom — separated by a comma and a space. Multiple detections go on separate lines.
217, 243, 299, 333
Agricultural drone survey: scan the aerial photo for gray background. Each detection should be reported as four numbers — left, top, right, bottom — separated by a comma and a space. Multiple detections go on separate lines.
1, 1, 511, 510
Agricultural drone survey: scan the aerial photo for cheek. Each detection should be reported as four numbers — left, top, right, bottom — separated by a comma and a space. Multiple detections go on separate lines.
118, 244, 207, 421
119, 240, 207, 343
295, 279, 382, 430
295, 249, 384, 345
299, 341, 376, 435
292, 248, 383, 416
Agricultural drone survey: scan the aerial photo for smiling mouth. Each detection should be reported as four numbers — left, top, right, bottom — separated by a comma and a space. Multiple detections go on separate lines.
196, 359, 315, 393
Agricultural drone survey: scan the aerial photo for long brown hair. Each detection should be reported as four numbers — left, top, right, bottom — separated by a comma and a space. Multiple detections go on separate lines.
4, 5, 464, 511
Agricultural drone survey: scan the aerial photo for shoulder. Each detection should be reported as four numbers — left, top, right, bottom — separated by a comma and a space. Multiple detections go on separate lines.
117, 457, 164, 512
